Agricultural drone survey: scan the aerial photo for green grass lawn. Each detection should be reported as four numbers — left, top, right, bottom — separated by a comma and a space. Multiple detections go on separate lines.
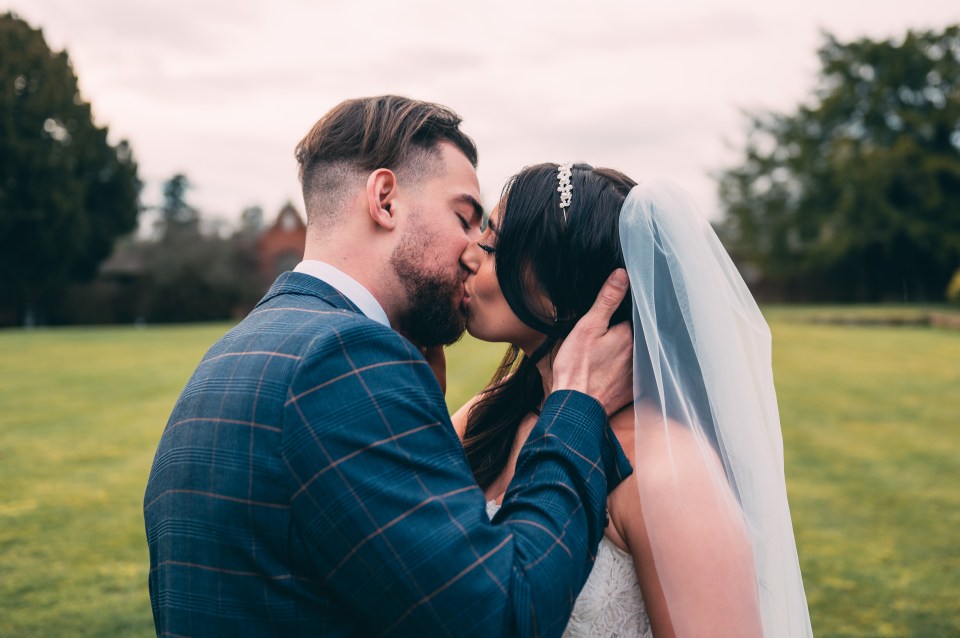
0, 314, 957, 637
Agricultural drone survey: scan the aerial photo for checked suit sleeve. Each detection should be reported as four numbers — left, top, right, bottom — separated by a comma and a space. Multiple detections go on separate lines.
281, 319, 632, 637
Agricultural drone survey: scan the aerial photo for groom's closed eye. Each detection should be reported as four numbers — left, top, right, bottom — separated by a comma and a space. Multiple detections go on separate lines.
452, 194, 484, 229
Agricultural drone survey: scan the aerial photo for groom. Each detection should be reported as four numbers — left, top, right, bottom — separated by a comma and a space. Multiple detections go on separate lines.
144, 96, 634, 637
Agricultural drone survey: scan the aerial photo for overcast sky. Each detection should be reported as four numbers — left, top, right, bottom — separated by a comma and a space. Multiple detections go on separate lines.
8, 0, 960, 226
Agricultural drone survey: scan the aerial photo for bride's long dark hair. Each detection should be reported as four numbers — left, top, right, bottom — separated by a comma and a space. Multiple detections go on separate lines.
462, 163, 636, 490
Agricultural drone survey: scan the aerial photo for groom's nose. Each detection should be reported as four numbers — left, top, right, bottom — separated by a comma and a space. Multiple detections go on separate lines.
460, 242, 481, 275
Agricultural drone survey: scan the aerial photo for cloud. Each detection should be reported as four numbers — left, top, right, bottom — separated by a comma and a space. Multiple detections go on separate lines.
9, 0, 960, 223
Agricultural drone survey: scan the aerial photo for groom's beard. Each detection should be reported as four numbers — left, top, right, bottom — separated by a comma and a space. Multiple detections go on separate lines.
390, 228, 466, 348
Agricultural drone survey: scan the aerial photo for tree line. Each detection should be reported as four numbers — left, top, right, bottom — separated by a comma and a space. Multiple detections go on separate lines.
45, 173, 270, 326
718, 25, 960, 302
2, 12, 958, 327
0, 13, 269, 326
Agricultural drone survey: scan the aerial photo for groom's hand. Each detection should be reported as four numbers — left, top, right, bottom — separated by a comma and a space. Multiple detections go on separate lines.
552, 269, 633, 416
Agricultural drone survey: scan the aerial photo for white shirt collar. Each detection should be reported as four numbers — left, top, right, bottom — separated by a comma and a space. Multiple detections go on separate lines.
293, 260, 390, 328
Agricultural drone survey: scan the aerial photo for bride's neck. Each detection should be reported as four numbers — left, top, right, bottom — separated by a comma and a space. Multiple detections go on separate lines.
534, 352, 554, 400
517, 336, 559, 403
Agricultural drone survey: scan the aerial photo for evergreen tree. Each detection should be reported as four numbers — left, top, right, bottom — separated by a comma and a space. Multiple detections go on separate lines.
0, 12, 141, 323
719, 26, 960, 301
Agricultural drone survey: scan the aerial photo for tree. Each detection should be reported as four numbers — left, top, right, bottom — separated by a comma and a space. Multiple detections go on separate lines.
0, 12, 141, 324
157, 173, 199, 240
718, 26, 960, 301
239, 205, 264, 237
135, 173, 263, 322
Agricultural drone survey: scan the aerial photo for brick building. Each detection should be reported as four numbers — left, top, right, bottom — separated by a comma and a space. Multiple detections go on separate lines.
258, 202, 306, 284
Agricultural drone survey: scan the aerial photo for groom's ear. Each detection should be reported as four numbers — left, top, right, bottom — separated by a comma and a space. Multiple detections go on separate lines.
365, 168, 398, 231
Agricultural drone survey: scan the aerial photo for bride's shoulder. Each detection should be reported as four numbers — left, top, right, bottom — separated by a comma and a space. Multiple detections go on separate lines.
450, 396, 480, 439
609, 401, 710, 477
606, 402, 720, 535
450, 376, 516, 439
604, 408, 639, 551
607, 405, 636, 457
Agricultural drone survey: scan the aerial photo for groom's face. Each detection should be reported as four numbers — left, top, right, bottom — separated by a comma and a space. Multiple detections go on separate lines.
390, 142, 483, 347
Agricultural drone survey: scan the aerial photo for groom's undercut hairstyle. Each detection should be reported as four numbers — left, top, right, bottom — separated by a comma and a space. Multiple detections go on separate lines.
295, 95, 478, 230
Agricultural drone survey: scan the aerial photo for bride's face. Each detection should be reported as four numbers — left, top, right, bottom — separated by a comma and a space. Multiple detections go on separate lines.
461, 205, 549, 354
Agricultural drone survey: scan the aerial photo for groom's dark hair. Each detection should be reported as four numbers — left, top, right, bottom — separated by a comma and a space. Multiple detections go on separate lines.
295, 95, 478, 229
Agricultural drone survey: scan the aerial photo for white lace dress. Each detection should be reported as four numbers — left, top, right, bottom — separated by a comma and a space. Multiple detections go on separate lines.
487, 501, 653, 637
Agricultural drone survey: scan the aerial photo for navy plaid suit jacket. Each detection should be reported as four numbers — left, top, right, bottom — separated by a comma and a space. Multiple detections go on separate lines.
144, 272, 632, 637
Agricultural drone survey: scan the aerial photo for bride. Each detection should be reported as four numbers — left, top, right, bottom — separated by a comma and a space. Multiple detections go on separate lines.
451, 163, 814, 636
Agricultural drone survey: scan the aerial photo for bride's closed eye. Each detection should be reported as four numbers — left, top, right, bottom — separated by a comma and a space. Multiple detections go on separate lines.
478, 243, 496, 254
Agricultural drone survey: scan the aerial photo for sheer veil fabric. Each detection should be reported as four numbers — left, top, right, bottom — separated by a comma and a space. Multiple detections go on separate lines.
619, 180, 814, 636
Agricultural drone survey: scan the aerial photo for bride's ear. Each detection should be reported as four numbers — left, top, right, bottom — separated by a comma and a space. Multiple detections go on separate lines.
365, 168, 398, 230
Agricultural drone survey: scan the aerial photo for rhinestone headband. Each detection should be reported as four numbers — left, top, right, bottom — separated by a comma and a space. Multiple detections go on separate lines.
557, 163, 573, 215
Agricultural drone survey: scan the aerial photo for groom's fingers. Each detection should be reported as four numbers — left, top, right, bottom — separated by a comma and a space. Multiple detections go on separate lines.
552, 269, 633, 414
581, 269, 629, 330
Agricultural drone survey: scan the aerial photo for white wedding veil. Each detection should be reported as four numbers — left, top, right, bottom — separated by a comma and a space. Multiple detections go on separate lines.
619, 179, 813, 636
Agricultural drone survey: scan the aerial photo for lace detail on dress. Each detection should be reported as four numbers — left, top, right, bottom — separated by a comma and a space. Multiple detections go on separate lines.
486, 501, 652, 637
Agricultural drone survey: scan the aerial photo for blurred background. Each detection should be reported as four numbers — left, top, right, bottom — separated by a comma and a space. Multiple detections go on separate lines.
1, 1, 958, 636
